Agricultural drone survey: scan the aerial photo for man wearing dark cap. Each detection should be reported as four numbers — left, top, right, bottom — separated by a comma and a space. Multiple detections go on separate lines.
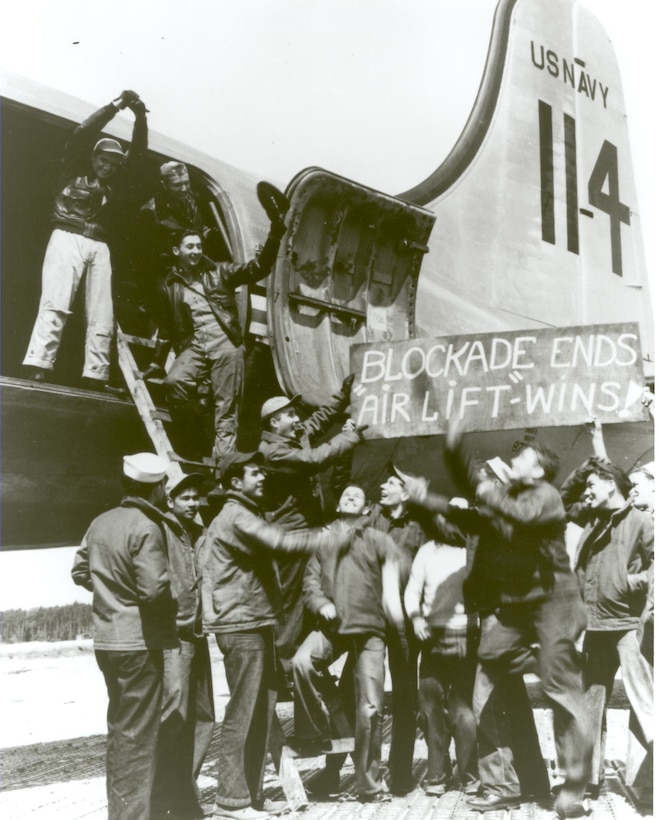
72, 452, 177, 820
151, 473, 215, 820
561, 457, 654, 799
258, 383, 365, 669
24, 90, 151, 389
201, 451, 351, 820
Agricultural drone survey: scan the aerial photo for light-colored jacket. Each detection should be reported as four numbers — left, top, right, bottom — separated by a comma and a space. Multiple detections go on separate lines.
71, 497, 177, 651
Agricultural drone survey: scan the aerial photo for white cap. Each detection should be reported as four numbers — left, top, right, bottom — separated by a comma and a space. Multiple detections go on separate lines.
165, 472, 203, 497
449, 497, 469, 509
123, 453, 169, 484
260, 394, 300, 420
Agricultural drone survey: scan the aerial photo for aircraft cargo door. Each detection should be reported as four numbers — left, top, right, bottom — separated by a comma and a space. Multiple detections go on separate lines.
268, 168, 435, 407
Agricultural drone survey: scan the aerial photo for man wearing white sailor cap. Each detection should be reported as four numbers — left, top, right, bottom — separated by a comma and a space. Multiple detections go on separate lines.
73, 452, 177, 820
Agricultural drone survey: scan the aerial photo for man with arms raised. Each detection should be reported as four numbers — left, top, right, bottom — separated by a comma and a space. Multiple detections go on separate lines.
406, 423, 592, 818
202, 451, 351, 820
146, 184, 289, 460
24, 90, 151, 389
258, 387, 364, 671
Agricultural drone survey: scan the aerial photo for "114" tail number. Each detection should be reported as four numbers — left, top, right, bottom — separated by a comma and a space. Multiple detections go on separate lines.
538, 100, 630, 276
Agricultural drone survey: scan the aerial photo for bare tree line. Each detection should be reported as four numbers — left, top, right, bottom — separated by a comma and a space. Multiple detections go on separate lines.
1, 603, 93, 643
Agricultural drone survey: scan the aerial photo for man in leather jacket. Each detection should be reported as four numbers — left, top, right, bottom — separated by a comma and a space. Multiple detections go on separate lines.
146, 185, 288, 461
24, 90, 151, 389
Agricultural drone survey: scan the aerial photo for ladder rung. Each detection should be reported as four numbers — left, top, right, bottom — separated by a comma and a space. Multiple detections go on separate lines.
118, 332, 159, 349
152, 408, 172, 423
172, 454, 217, 469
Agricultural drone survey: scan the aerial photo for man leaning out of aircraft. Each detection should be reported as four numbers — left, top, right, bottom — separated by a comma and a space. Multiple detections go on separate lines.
143, 183, 290, 462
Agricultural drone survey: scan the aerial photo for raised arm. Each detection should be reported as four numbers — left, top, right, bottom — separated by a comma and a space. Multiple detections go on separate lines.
477, 481, 566, 526
234, 511, 350, 556
584, 416, 609, 460
60, 90, 138, 180
264, 425, 363, 476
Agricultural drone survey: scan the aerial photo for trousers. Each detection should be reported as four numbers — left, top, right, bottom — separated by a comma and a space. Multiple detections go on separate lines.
418, 630, 478, 786
165, 338, 245, 460
23, 229, 114, 381
385, 622, 419, 794
95, 649, 163, 820
291, 630, 387, 796
214, 628, 277, 809
583, 629, 654, 783
152, 636, 216, 814
474, 582, 592, 798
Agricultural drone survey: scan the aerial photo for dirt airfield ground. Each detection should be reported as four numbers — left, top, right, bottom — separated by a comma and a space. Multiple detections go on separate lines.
0, 639, 652, 820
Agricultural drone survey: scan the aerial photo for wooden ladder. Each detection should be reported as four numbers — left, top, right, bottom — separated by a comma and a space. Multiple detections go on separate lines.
115, 324, 186, 486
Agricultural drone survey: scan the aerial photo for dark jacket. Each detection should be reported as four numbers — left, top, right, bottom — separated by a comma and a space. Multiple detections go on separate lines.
200, 490, 347, 634
303, 518, 401, 639
71, 497, 177, 651
413, 435, 572, 605
155, 228, 282, 356
162, 513, 205, 636
259, 391, 360, 531
52, 102, 151, 242
561, 466, 654, 630
367, 503, 429, 586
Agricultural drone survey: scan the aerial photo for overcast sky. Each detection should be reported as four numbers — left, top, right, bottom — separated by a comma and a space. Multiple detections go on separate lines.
0, 0, 655, 608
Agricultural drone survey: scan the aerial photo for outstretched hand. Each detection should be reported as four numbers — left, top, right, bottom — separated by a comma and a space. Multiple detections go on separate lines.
139, 363, 165, 381
584, 415, 608, 459
412, 615, 430, 642
127, 98, 147, 115
446, 415, 464, 450
341, 373, 355, 396
584, 415, 602, 437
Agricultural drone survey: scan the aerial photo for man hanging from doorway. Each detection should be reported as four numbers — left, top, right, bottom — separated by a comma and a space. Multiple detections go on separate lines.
23, 90, 151, 390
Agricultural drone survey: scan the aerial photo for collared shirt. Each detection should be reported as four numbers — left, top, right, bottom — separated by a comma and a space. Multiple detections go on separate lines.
180, 277, 229, 357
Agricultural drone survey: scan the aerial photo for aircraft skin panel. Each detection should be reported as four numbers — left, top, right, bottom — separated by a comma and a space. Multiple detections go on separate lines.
269, 168, 434, 406
405, 0, 653, 375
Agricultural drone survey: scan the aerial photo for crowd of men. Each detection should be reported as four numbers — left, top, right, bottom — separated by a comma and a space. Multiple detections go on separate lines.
42, 90, 655, 820
40, 92, 653, 820
72, 394, 654, 820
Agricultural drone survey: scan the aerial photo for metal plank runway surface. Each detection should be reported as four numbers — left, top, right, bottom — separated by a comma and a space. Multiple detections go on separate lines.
0, 706, 651, 820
